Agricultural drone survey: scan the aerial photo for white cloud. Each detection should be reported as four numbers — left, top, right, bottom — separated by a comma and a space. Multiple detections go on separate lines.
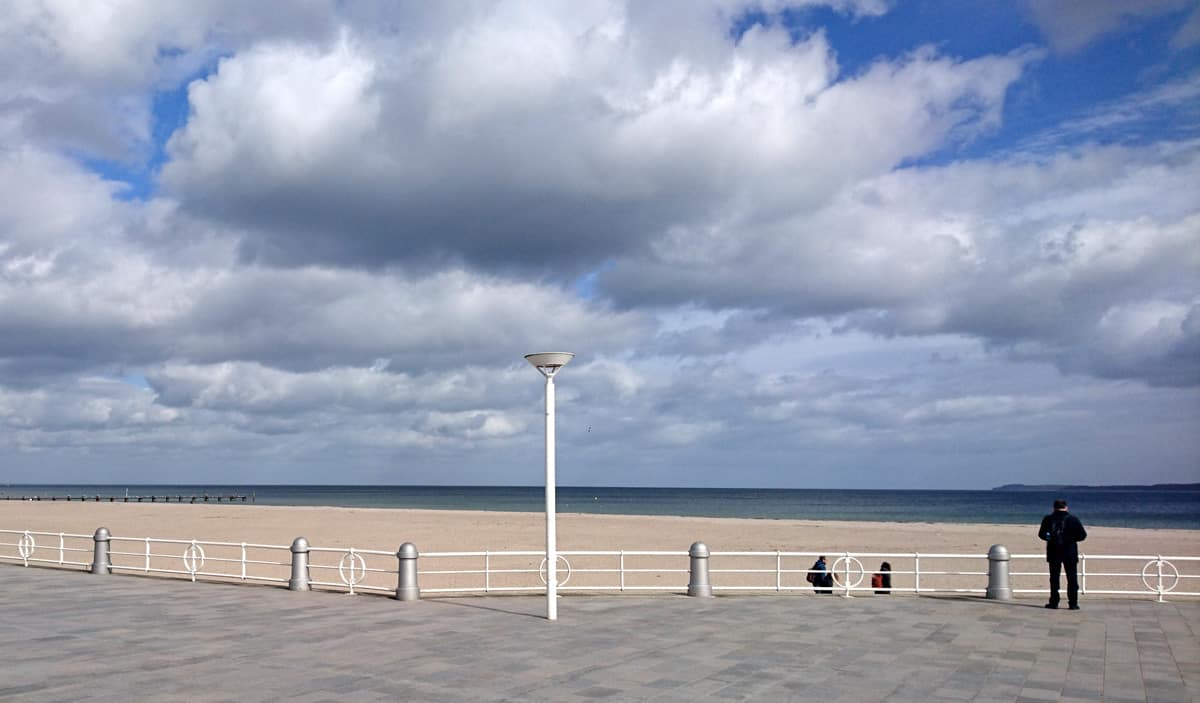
0, 1, 1196, 486
166, 34, 380, 188
1022, 0, 1193, 54
0, 377, 178, 433
0, 0, 338, 159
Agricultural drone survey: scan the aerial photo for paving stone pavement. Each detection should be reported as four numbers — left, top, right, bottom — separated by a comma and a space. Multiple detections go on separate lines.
2, 565, 1198, 702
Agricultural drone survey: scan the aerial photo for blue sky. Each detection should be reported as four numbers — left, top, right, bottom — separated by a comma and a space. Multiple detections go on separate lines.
0, 1, 1197, 488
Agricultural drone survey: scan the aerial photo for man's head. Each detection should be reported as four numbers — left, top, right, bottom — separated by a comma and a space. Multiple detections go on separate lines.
1053, 499, 1068, 511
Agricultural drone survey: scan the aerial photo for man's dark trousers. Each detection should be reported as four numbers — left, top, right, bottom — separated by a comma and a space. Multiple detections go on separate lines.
1048, 558, 1078, 608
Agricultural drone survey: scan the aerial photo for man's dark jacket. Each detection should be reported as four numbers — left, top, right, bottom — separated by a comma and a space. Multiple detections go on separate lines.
1038, 510, 1087, 562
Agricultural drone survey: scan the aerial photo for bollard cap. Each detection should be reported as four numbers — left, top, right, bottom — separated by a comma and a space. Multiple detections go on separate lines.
689, 541, 709, 558
987, 544, 1010, 560
397, 542, 419, 558
290, 536, 310, 553
94, 527, 111, 541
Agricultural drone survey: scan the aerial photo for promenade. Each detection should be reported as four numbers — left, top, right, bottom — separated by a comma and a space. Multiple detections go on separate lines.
2, 566, 1197, 702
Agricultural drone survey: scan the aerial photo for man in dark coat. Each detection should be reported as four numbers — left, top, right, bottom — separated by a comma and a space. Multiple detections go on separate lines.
808, 555, 834, 594
1038, 498, 1088, 610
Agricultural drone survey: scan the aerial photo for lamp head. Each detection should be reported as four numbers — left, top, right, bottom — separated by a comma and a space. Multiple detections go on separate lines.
525, 352, 574, 378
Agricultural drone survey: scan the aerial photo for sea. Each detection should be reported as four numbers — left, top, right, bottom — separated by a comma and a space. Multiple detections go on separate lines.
2, 485, 1198, 530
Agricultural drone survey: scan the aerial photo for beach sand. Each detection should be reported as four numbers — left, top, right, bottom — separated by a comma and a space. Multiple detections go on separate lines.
2, 501, 1196, 596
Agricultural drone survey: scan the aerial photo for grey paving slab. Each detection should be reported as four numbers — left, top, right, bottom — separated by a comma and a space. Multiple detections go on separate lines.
2, 565, 1199, 702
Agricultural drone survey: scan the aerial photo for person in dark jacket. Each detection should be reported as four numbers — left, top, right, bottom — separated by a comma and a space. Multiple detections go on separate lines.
872, 561, 892, 594
808, 555, 834, 594
1038, 498, 1087, 610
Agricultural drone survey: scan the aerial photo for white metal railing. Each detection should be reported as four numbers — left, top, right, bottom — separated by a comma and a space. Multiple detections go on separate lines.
2, 528, 1196, 601
307, 546, 396, 595
105, 536, 293, 584
1008, 553, 1200, 603
707, 551, 1199, 599
0, 530, 92, 568
418, 550, 690, 594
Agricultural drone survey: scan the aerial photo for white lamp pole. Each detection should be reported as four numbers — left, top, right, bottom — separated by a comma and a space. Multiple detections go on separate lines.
524, 352, 574, 621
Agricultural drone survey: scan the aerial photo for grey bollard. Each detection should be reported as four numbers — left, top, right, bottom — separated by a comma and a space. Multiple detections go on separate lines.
289, 537, 311, 592
986, 544, 1012, 601
395, 543, 420, 601
687, 541, 712, 597
91, 527, 111, 574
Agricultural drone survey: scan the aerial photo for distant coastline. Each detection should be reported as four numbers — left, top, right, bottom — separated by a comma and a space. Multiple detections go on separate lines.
993, 483, 1200, 492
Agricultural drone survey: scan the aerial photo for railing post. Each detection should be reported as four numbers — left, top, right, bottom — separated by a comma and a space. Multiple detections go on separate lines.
986, 544, 1011, 601
687, 541, 712, 597
91, 527, 111, 575
395, 542, 420, 601
914, 553, 921, 594
288, 537, 311, 592
1157, 555, 1165, 604
841, 551, 853, 598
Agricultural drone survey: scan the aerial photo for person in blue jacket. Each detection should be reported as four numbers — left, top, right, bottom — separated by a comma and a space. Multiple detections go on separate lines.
1039, 499, 1088, 610
808, 555, 834, 594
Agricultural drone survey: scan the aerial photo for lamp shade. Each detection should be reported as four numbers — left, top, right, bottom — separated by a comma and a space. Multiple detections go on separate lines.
524, 352, 575, 369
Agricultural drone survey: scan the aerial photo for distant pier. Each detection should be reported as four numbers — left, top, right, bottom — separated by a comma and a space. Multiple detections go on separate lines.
1, 493, 254, 504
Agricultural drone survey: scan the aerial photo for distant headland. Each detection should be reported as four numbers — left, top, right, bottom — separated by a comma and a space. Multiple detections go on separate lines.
993, 483, 1199, 491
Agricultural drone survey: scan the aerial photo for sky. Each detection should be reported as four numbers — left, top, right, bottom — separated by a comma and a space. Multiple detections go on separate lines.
1, 0, 1197, 489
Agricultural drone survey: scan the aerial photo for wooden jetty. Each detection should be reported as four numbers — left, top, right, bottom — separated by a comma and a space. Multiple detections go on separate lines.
1, 493, 255, 504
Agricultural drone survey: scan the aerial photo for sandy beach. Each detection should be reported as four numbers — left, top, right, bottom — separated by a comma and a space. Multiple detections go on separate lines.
2, 502, 1196, 596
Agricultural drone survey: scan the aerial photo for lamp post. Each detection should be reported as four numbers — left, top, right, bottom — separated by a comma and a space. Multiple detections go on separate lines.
525, 351, 574, 621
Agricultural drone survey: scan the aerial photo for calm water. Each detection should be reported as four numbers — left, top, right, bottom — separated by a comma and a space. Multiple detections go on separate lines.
3, 485, 1197, 529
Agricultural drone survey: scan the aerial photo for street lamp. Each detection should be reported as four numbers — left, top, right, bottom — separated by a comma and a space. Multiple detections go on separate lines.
525, 351, 574, 621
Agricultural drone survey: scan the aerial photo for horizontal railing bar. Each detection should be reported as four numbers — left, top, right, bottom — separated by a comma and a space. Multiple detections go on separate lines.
1, 557, 89, 566
421, 568, 534, 575
564, 585, 682, 591
342, 584, 393, 593
422, 586, 537, 593
0, 530, 93, 538
559, 547, 691, 551
421, 551, 545, 557
308, 547, 395, 556
305, 566, 399, 576
713, 586, 817, 591
106, 568, 288, 584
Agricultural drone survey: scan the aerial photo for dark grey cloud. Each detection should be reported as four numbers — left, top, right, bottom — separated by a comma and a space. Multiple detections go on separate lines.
158, 20, 1029, 276
601, 142, 1200, 387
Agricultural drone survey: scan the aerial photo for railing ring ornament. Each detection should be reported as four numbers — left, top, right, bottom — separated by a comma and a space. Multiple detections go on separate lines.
182, 541, 206, 578
338, 550, 368, 592
18, 531, 35, 562
1141, 559, 1179, 593
538, 555, 572, 587
830, 556, 866, 589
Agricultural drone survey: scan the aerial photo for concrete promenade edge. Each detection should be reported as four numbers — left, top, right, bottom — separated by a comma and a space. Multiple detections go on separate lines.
2, 565, 1198, 702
